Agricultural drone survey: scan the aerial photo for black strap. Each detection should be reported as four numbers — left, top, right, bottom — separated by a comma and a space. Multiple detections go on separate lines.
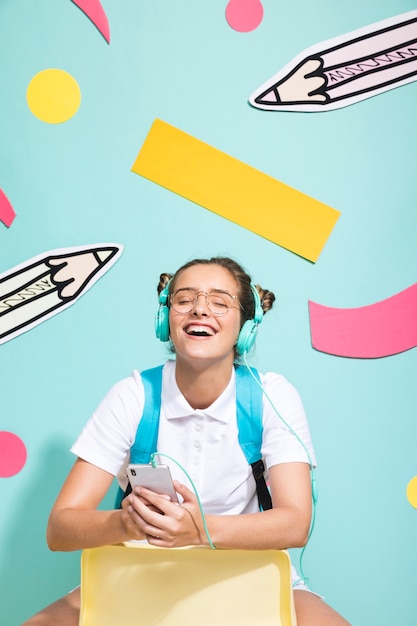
120, 482, 132, 505
251, 460, 272, 511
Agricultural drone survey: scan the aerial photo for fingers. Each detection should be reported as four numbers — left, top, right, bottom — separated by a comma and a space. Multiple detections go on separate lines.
120, 495, 147, 540
173, 480, 195, 503
133, 487, 179, 513
123, 485, 204, 548
121, 497, 167, 543
132, 487, 197, 546
121, 489, 174, 541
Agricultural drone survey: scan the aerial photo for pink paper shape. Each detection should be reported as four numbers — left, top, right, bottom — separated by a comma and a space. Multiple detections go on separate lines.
0, 189, 16, 228
225, 0, 264, 33
309, 283, 417, 358
71, 0, 110, 43
0, 431, 27, 477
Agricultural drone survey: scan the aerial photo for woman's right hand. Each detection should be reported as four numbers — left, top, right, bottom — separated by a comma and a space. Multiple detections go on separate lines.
121, 488, 174, 541
120, 493, 148, 541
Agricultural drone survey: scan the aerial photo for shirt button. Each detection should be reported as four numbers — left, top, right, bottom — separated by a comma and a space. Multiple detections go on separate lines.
194, 440, 200, 449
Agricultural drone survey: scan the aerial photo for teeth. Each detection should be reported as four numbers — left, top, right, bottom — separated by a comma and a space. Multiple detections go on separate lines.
186, 325, 215, 336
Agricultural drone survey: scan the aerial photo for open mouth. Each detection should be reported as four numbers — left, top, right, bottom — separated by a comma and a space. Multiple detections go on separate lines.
185, 325, 216, 337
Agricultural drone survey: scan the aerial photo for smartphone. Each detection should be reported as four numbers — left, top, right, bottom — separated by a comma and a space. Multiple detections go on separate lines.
127, 463, 178, 502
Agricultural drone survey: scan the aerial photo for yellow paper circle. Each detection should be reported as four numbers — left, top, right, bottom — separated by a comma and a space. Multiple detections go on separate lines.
406, 476, 417, 509
26, 68, 81, 124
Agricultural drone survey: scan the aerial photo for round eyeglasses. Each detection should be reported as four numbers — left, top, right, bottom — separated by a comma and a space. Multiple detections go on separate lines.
170, 288, 241, 316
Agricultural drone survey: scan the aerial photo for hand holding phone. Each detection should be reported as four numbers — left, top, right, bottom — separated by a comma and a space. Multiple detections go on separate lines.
127, 463, 179, 502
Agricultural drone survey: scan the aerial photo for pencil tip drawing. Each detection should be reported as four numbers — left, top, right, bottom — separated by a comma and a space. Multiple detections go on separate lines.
0, 244, 123, 345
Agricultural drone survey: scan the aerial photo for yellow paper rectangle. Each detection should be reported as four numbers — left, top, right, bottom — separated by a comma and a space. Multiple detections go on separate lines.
132, 119, 340, 262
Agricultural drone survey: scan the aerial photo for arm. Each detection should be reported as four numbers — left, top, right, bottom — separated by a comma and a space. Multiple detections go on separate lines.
46, 458, 146, 551
125, 461, 312, 550
206, 461, 312, 549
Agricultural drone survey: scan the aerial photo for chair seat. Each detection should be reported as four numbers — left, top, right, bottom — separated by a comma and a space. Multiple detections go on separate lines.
79, 542, 296, 625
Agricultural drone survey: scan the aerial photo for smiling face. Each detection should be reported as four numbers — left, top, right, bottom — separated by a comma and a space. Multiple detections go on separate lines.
168, 264, 242, 369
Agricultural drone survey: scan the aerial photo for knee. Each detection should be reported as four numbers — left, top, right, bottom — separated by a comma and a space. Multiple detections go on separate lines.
21, 616, 46, 626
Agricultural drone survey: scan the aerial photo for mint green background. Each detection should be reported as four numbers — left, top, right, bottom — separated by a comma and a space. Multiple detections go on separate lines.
0, 1, 416, 624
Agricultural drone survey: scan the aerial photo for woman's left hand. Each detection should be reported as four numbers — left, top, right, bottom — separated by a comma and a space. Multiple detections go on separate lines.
127, 480, 207, 548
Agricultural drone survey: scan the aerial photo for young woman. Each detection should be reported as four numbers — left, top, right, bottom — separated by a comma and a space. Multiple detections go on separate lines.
24, 257, 350, 625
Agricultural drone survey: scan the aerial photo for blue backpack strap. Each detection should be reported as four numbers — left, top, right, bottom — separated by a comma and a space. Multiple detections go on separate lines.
130, 365, 164, 464
116, 364, 272, 511
236, 366, 272, 511
235, 366, 263, 464
115, 365, 164, 508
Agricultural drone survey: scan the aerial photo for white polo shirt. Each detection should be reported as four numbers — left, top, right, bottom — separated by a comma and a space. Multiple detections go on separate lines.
71, 360, 316, 516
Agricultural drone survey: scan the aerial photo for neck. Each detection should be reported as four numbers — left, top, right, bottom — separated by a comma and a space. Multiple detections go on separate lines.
174, 356, 235, 410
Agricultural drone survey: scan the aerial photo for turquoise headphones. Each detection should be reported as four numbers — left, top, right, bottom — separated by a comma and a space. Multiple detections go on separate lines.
155, 282, 264, 355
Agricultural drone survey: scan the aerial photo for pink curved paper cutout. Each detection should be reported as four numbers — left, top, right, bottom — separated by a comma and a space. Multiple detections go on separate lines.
0, 189, 16, 227
309, 282, 417, 358
71, 0, 110, 43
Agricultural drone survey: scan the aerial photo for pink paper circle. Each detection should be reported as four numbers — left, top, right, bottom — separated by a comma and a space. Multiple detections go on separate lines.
225, 0, 264, 33
0, 431, 27, 477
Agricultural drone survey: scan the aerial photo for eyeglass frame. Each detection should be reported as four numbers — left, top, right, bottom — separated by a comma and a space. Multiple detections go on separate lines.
169, 288, 243, 317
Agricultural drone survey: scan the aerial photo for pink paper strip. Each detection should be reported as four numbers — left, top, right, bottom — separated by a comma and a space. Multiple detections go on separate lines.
309, 283, 417, 358
0, 189, 16, 227
71, 0, 110, 43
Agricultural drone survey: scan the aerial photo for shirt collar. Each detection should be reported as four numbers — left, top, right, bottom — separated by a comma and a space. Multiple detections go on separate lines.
162, 360, 236, 423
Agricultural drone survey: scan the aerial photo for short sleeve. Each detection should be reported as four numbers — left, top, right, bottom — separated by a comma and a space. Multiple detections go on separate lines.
70, 371, 145, 476
260, 372, 317, 470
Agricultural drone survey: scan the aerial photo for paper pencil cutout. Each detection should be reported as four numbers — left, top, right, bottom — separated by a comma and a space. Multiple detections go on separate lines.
0, 243, 123, 345
70, 0, 110, 43
250, 10, 417, 112
308, 282, 417, 358
0, 189, 16, 228
131, 119, 340, 262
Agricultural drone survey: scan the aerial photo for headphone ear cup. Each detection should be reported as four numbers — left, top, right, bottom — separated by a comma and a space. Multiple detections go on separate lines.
155, 284, 170, 342
155, 304, 170, 342
236, 319, 258, 355
236, 283, 264, 355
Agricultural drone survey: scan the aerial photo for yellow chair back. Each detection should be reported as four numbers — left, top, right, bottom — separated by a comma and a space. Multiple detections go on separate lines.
79, 542, 296, 625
